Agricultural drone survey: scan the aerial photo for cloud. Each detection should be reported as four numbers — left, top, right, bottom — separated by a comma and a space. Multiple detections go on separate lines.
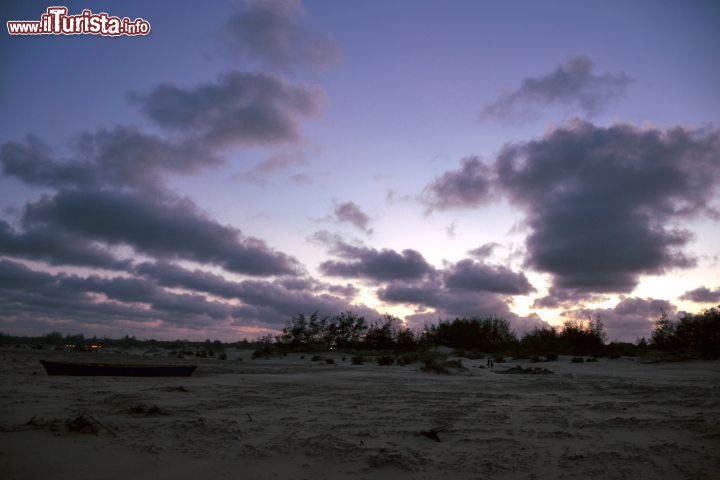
320, 248, 434, 282
0, 220, 130, 270
443, 259, 535, 295
224, 0, 339, 70
421, 156, 494, 211
495, 121, 720, 293
134, 261, 376, 325
0, 135, 97, 189
563, 297, 676, 342
531, 287, 608, 309
482, 56, 632, 120
289, 173, 312, 185
333, 201, 372, 234
378, 281, 510, 316
1, 127, 219, 191
468, 242, 500, 259
0, 258, 379, 338
680, 286, 720, 303
130, 71, 322, 148
377, 276, 546, 334
314, 233, 435, 282
22, 189, 301, 277
240, 152, 306, 183
0, 259, 257, 333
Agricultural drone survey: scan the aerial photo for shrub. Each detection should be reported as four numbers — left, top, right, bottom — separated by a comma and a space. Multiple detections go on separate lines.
365, 316, 402, 350
519, 327, 561, 356
311, 355, 323, 361
377, 356, 394, 366
426, 316, 517, 352
251, 345, 274, 359
651, 307, 720, 356
217, 353, 227, 360
420, 358, 449, 374
545, 352, 559, 361
351, 355, 364, 365
325, 358, 335, 365
571, 356, 584, 363
559, 317, 606, 355
420, 358, 465, 373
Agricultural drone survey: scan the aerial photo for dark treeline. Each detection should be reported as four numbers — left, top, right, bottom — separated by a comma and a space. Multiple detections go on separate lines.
2, 305, 718, 359
272, 306, 719, 359
651, 306, 720, 357
274, 311, 610, 356
0, 331, 266, 351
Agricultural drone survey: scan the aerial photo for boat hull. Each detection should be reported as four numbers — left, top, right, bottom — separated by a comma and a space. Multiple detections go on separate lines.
40, 360, 197, 377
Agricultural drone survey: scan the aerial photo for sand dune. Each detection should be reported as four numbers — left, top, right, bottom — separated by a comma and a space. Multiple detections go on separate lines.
1, 348, 719, 479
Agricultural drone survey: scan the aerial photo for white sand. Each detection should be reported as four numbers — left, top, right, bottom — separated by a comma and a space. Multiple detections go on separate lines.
1, 348, 719, 479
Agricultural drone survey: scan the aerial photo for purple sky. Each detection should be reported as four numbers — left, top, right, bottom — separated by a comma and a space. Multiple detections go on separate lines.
1, 0, 719, 341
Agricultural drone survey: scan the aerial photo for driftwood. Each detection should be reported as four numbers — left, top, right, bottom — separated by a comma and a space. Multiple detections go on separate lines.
495, 365, 554, 375
418, 427, 446, 442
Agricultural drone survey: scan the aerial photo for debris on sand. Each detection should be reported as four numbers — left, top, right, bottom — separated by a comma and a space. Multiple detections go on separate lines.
66, 414, 100, 434
163, 385, 190, 393
367, 447, 422, 472
496, 365, 554, 375
127, 404, 168, 416
418, 428, 445, 442
3, 413, 114, 436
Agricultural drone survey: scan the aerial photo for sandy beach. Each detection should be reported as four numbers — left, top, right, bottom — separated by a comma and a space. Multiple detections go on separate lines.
1, 348, 718, 479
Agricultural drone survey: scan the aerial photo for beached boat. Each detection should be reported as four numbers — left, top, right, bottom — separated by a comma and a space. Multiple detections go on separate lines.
40, 360, 197, 377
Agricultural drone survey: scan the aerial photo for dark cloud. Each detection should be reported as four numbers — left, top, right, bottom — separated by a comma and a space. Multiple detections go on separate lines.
372, 256, 540, 332
130, 71, 321, 148
22, 189, 301, 277
680, 286, 720, 303
1, 135, 97, 189
482, 56, 633, 120
1, 127, 218, 191
563, 297, 676, 341
315, 233, 434, 282
422, 156, 494, 211
0, 259, 256, 333
444, 259, 535, 295
134, 261, 374, 325
496, 121, 720, 293
334, 201, 372, 233
0, 258, 377, 337
377, 278, 546, 334
468, 242, 500, 259
224, 0, 339, 70
531, 287, 607, 309
325, 283, 359, 300
0, 220, 129, 270
379, 281, 509, 316
73, 126, 219, 188
320, 249, 433, 282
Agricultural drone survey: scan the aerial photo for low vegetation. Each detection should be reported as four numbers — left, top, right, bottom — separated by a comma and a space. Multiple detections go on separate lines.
2, 306, 717, 361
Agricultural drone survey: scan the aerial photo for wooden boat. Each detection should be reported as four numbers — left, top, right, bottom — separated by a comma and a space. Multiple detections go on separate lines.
40, 360, 197, 377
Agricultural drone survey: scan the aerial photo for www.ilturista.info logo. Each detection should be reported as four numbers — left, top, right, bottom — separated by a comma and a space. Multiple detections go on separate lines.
7, 6, 151, 36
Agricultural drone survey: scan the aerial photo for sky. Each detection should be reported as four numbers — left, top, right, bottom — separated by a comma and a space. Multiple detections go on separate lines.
1, 0, 719, 342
